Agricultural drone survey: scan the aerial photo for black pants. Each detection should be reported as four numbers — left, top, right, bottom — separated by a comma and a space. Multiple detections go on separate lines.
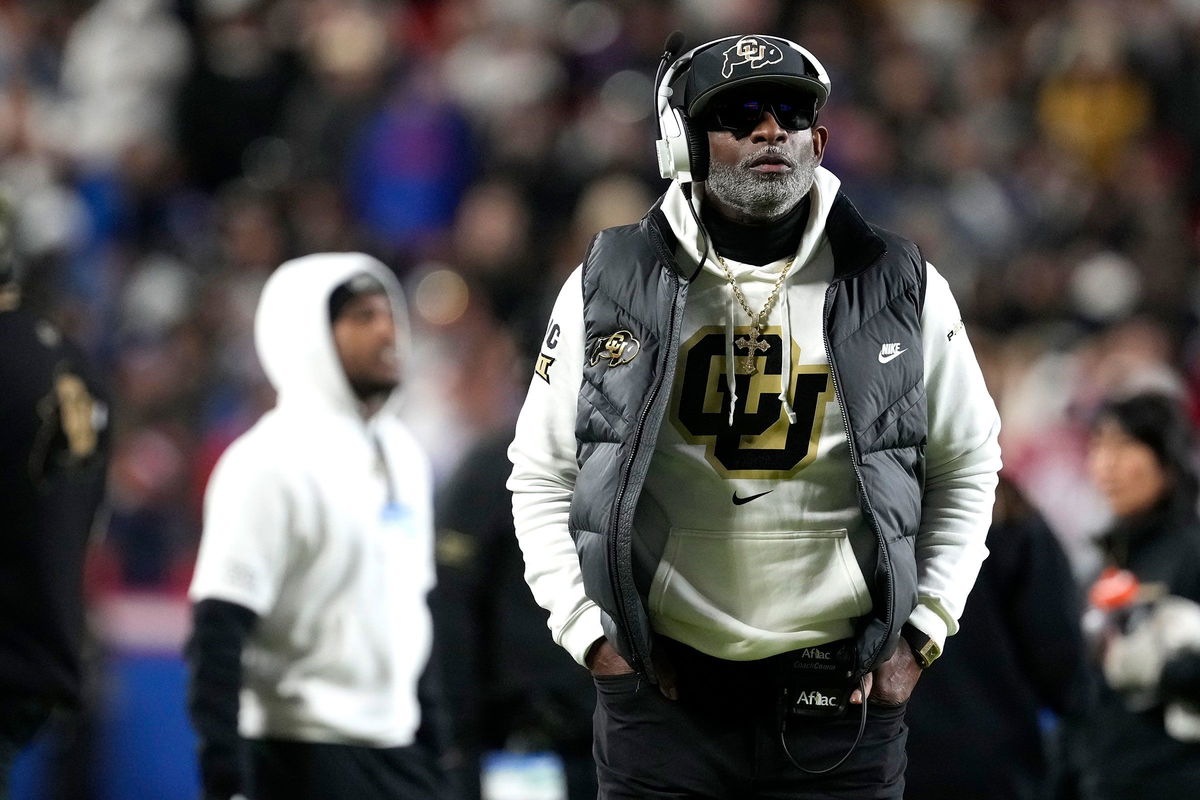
247, 737, 440, 800
593, 642, 907, 800
0, 696, 55, 800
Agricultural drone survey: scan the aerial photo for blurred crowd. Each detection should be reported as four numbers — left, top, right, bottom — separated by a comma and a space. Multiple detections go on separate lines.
6, 0, 1200, 797
3, 0, 1200, 644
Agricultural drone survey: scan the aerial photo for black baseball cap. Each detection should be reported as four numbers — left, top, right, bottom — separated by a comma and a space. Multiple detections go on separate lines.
328, 272, 387, 322
683, 35, 830, 119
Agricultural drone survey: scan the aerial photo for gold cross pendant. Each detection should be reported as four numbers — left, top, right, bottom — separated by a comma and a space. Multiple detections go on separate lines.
734, 331, 770, 375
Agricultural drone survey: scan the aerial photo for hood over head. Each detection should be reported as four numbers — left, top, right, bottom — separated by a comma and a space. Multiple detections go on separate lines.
254, 252, 410, 415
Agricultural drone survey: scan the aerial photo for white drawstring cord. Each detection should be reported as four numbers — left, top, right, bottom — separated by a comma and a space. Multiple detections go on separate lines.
779, 284, 796, 424
726, 291, 738, 428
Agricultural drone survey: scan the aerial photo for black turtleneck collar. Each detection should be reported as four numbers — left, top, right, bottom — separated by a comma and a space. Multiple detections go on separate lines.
1100, 491, 1196, 567
701, 194, 810, 266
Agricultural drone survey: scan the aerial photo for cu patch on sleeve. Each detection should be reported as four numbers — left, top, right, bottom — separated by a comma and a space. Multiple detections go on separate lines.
535, 353, 555, 383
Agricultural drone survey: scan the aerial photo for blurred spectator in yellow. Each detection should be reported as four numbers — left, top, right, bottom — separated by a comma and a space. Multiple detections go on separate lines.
1036, 4, 1152, 178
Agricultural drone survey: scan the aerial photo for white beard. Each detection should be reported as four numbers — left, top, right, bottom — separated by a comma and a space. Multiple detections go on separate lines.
704, 137, 817, 223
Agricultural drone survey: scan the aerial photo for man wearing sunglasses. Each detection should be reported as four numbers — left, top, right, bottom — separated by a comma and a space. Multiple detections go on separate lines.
509, 33, 1001, 799
699, 87, 824, 227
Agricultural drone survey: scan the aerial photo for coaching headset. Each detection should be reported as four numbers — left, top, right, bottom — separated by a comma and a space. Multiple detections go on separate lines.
654, 33, 832, 184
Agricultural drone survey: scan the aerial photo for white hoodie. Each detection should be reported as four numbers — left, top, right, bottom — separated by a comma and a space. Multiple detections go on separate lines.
509, 168, 1002, 664
189, 253, 435, 747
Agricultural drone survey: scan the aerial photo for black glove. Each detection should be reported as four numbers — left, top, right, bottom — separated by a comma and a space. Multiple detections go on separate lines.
198, 736, 245, 800
1160, 650, 1200, 705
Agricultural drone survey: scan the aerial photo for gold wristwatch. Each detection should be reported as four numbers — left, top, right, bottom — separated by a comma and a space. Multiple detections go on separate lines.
900, 623, 941, 669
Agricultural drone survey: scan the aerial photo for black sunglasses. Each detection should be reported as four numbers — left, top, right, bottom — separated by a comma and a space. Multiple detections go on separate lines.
702, 94, 817, 136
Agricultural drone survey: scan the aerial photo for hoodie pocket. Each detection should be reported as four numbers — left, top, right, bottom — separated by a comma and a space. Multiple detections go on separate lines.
648, 527, 872, 633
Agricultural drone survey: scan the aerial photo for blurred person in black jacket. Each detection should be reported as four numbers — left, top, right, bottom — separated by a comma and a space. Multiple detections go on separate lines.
904, 477, 1090, 799
431, 284, 596, 800
1083, 392, 1200, 799
0, 207, 109, 798
434, 430, 597, 800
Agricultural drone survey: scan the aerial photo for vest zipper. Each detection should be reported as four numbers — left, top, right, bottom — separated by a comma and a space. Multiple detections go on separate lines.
610, 270, 682, 677
822, 280, 894, 675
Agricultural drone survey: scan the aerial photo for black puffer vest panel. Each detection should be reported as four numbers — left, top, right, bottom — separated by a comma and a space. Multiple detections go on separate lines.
569, 191, 927, 677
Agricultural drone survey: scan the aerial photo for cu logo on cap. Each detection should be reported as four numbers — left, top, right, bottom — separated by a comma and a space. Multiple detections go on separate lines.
589, 330, 641, 368
722, 36, 784, 78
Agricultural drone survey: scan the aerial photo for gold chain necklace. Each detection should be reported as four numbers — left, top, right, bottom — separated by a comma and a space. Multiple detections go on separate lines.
715, 253, 796, 375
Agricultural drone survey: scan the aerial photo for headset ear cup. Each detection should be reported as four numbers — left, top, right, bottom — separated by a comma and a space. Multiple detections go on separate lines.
682, 114, 709, 182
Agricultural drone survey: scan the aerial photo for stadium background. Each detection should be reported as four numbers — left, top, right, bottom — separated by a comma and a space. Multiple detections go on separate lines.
3, 0, 1200, 795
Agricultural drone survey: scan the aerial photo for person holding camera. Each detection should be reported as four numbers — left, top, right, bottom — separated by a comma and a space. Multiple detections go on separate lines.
1084, 391, 1200, 798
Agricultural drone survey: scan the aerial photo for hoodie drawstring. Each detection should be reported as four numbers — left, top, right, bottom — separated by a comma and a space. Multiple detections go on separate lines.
724, 262, 798, 429
779, 285, 796, 424
726, 291, 739, 428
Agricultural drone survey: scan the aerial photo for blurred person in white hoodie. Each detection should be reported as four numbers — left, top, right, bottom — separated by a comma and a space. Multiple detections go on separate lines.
508, 33, 1001, 799
186, 253, 441, 800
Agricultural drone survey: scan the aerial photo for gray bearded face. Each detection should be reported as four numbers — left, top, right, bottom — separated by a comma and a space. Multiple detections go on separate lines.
704, 132, 817, 223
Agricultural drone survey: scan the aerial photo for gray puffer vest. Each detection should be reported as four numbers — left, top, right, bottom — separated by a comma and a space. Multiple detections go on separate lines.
568, 190, 927, 678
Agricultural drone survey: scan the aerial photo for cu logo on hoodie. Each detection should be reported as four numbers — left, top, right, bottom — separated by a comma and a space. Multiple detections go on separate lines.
672, 326, 833, 479
589, 330, 641, 368
722, 37, 784, 78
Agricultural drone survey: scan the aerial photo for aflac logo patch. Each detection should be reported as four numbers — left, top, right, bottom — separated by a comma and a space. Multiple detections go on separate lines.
722, 36, 784, 78
794, 689, 837, 708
